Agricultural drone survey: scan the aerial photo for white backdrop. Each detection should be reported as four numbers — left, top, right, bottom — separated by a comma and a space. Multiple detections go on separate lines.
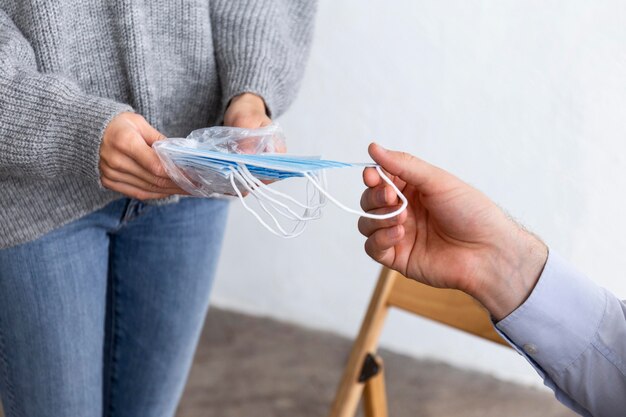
212, 0, 626, 386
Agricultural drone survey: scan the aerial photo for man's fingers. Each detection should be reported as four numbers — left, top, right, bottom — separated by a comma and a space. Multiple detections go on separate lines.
360, 184, 399, 212
363, 166, 382, 187
358, 206, 407, 237
363, 165, 407, 192
364, 225, 405, 263
368, 143, 456, 195
101, 177, 171, 201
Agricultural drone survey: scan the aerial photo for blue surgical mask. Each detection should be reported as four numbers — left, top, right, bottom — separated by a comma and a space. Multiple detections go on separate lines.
154, 126, 407, 238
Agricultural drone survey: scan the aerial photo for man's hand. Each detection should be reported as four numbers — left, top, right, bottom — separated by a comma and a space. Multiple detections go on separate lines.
99, 112, 186, 200
359, 143, 548, 320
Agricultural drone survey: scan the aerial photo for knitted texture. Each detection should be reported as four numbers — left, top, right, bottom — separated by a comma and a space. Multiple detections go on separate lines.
0, 0, 316, 248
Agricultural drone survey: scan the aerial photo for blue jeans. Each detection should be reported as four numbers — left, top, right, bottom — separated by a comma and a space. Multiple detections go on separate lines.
0, 197, 229, 417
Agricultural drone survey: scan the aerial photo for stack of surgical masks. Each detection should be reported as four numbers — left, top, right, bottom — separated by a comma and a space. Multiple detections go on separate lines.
153, 124, 407, 238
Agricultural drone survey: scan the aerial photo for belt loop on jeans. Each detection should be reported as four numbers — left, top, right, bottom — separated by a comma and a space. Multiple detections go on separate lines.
121, 199, 144, 223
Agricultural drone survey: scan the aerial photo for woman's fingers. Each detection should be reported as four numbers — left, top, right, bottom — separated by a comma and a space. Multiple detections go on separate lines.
101, 162, 186, 194
99, 113, 181, 200
123, 136, 170, 178
101, 153, 180, 190
358, 205, 407, 237
101, 177, 171, 201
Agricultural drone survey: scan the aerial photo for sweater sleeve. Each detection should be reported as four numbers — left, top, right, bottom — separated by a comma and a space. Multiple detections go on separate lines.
209, 0, 317, 119
0, 10, 132, 182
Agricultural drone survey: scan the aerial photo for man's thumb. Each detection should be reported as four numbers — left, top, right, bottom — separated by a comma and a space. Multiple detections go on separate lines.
368, 143, 453, 195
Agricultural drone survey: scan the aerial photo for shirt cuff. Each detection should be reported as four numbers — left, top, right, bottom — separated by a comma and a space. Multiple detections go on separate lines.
495, 251, 607, 376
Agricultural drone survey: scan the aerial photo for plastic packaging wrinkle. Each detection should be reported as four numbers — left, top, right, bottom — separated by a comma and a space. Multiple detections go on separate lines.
153, 123, 287, 197
153, 123, 408, 238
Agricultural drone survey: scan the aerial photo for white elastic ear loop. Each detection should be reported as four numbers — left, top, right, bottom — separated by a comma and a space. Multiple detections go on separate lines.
235, 167, 315, 226
235, 165, 324, 221
230, 164, 327, 220
229, 169, 307, 238
233, 165, 320, 225
229, 171, 306, 238
239, 164, 326, 212
234, 165, 305, 223
304, 166, 407, 220
304, 170, 328, 217
236, 165, 326, 224
231, 168, 307, 237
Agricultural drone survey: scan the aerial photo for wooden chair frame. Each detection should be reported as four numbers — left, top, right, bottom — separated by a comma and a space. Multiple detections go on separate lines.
328, 267, 510, 417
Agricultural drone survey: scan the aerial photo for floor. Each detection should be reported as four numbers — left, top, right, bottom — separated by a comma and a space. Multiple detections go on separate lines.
176, 308, 576, 417
0, 308, 577, 417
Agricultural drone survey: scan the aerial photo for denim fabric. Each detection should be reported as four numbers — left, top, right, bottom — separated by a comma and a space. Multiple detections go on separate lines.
0, 197, 229, 417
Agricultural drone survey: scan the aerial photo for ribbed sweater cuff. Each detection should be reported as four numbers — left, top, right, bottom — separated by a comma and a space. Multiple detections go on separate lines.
211, 0, 316, 120
221, 64, 281, 119
212, 1, 285, 118
0, 67, 133, 182
50, 91, 134, 182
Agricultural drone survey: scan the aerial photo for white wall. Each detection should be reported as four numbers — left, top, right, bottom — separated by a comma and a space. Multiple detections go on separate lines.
212, 0, 626, 386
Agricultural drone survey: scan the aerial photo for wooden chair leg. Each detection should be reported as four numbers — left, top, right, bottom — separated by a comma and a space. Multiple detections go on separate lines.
328, 269, 397, 417
363, 356, 388, 417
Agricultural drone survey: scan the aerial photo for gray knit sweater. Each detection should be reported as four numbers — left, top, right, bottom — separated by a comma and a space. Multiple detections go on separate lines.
0, 0, 316, 249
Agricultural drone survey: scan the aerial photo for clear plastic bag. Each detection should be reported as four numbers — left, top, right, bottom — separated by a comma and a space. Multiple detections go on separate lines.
153, 123, 408, 238
153, 123, 287, 197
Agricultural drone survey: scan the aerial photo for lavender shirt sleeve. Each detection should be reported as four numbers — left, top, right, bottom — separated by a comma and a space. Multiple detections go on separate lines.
495, 252, 626, 417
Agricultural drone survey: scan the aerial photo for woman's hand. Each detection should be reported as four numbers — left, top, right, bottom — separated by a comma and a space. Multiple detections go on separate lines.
224, 93, 271, 129
359, 143, 548, 320
99, 112, 187, 200
224, 93, 285, 155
